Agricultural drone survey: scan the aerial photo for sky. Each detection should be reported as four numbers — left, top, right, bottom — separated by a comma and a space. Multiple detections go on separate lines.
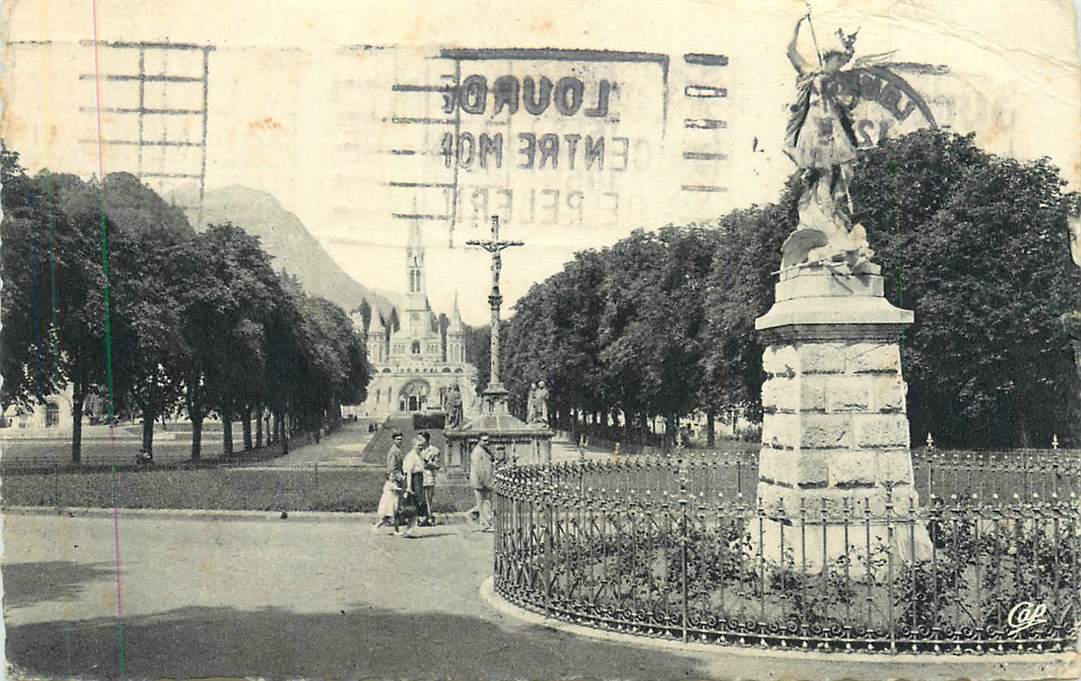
3, 0, 1079, 324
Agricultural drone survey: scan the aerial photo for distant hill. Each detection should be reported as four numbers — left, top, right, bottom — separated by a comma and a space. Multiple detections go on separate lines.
171, 185, 394, 321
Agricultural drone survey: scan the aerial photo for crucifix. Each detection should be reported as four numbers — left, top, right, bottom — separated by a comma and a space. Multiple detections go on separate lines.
466, 215, 523, 413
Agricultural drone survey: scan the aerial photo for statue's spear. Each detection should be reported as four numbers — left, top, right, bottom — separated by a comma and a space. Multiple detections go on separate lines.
804, 1, 824, 68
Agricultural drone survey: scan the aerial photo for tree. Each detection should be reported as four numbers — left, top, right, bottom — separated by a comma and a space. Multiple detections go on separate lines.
357, 298, 372, 334
291, 295, 370, 435
103, 172, 193, 457
704, 188, 798, 430
598, 231, 669, 434
202, 224, 281, 457
0, 148, 65, 412
464, 323, 492, 392
851, 131, 1081, 446
506, 250, 607, 430
173, 232, 223, 461
47, 172, 116, 462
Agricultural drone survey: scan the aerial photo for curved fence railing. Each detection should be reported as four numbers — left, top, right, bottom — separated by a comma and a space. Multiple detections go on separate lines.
493, 453, 1081, 655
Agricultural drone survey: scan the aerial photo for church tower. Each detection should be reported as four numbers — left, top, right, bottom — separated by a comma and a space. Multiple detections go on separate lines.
405, 221, 427, 314
447, 290, 465, 364
367, 316, 386, 364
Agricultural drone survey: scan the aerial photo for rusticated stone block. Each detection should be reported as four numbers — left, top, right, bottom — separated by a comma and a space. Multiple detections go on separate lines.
757, 448, 784, 485
870, 375, 906, 413
847, 342, 901, 374
761, 376, 797, 413
852, 414, 909, 448
762, 344, 797, 377
798, 343, 845, 374
798, 376, 826, 412
827, 450, 876, 488
800, 414, 850, 449
825, 379, 870, 412
758, 450, 828, 488
762, 413, 799, 449
875, 449, 915, 487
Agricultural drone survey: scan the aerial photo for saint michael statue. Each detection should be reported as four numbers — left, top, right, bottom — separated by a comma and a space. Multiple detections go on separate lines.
780, 13, 892, 275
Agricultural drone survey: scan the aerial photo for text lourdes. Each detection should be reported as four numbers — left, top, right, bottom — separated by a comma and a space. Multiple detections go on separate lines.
443, 75, 615, 118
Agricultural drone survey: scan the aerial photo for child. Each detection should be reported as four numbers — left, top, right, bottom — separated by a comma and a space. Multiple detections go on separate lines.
371, 472, 402, 534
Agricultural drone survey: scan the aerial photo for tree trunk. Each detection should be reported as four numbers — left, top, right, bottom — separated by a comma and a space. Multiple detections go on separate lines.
281, 413, 290, 455
142, 411, 155, 457
707, 410, 716, 448
190, 412, 204, 462
255, 405, 263, 448
222, 414, 234, 457
71, 391, 86, 464
241, 408, 253, 450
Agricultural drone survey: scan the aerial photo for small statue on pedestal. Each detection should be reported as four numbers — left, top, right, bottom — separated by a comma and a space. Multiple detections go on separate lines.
445, 383, 463, 429
529, 381, 549, 427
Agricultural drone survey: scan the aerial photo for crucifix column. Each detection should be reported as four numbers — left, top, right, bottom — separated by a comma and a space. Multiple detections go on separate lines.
467, 216, 523, 415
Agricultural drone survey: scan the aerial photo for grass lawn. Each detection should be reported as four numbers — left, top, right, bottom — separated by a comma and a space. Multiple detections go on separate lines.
2, 466, 476, 514
1, 435, 247, 468
6, 445, 1072, 514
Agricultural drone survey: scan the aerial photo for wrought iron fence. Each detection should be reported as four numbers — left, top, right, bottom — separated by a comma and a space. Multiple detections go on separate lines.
493, 454, 1081, 655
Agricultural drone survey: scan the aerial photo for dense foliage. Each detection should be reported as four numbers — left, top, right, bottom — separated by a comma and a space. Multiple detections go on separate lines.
0, 145, 370, 462
499, 130, 1081, 448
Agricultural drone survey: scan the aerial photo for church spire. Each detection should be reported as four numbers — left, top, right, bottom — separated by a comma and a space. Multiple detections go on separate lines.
448, 289, 463, 333
405, 214, 427, 311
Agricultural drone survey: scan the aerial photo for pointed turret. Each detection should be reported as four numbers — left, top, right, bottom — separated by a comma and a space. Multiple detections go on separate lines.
447, 289, 465, 364
448, 290, 463, 333
367, 315, 387, 364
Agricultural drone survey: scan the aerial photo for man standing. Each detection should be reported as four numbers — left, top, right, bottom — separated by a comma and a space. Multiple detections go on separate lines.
385, 431, 404, 479
384, 431, 405, 531
420, 431, 441, 526
469, 434, 495, 532
401, 434, 427, 538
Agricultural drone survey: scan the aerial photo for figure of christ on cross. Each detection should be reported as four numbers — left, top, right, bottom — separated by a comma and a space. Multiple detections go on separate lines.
466, 216, 523, 402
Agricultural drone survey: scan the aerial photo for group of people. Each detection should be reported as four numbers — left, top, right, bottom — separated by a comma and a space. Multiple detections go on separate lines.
372, 429, 498, 536
373, 430, 441, 537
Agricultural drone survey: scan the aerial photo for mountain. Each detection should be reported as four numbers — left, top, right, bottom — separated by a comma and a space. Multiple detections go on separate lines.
171, 185, 393, 321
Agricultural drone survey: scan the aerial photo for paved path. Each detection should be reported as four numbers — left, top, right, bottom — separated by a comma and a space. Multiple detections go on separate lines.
2, 512, 707, 680
259, 423, 375, 468
5, 511, 1072, 680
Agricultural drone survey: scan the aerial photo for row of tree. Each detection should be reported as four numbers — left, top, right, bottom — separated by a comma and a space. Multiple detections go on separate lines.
496, 131, 1081, 448
1, 146, 370, 462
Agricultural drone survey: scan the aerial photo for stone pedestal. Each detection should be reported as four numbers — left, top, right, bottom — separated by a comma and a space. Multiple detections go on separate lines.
753, 269, 931, 572
444, 384, 553, 480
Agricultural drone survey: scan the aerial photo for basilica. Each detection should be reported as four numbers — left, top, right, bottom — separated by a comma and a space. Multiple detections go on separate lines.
349, 222, 480, 418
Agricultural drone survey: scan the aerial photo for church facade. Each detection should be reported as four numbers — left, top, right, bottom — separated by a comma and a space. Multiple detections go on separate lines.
348, 222, 480, 419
